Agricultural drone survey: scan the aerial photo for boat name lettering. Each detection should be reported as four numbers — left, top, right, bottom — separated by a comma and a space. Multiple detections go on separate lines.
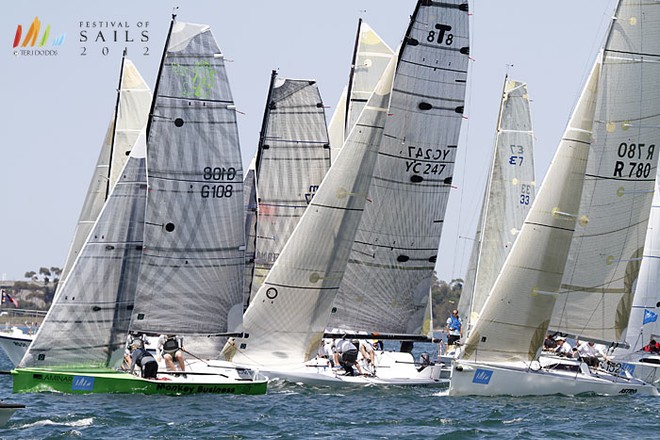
407, 146, 451, 161
613, 143, 655, 178
203, 167, 236, 181
405, 161, 446, 176
154, 383, 236, 394
201, 184, 233, 199
12, 341, 28, 347
256, 251, 279, 263
427, 24, 453, 46
41, 374, 73, 383
619, 388, 637, 394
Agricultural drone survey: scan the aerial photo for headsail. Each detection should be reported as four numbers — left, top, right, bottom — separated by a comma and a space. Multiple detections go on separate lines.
461, 61, 601, 362
20, 134, 148, 368
328, 0, 470, 336
60, 57, 151, 282
227, 56, 397, 367
458, 76, 536, 335
549, 1, 660, 345
129, 21, 245, 354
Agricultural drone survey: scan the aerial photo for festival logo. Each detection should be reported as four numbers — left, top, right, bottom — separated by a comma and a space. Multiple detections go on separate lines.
472, 368, 493, 385
13, 16, 65, 56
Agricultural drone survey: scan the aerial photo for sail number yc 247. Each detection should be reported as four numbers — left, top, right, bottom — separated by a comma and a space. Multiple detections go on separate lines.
201, 166, 236, 198
613, 143, 655, 178
405, 146, 451, 177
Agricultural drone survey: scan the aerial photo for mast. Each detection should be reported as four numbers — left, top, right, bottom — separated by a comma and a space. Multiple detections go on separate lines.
145, 14, 176, 141
255, 70, 278, 178
343, 18, 362, 136
106, 49, 127, 200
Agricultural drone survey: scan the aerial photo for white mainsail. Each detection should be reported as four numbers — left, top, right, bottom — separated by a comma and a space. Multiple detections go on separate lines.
549, 0, 660, 346
327, 0, 470, 336
129, 22, 245, 358
242, 157, 258, 311
458, 76, 536, 335
226, 56, 396, 367
20, 134, 148, 368
60, 57, 151, 282
248, 72, 331, 297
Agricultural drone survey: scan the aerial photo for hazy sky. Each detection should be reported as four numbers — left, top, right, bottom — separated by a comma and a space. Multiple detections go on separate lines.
1, 0, 618, 282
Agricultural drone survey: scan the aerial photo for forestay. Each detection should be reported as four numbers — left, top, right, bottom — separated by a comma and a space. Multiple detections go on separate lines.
459, 77, 536, 334
226, 57, 396, 367
550, 1, 660, 345
328, 0, 470, 336
129, 22, 245, 352
249, 73, 331, 297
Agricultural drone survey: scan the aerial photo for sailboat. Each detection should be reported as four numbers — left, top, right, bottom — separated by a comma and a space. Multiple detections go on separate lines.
456, 75, 536, 342
223, 43, 396, 383
322, 0, 469, 383
450, 0, 660, 396
11, 18, 266, 395
0, 54, 152, 367
224, 0, 470, 386
245, 70, 332, 301
610, 178, 660, 384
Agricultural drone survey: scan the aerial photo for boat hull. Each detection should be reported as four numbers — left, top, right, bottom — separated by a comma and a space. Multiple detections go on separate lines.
12, 367, 267, 395
449, 360, 659, 397
255, 351, 449, 387
0, 331, 32, 366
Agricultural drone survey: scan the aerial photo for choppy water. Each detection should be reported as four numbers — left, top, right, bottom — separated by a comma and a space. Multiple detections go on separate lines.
1, 343, 659, 439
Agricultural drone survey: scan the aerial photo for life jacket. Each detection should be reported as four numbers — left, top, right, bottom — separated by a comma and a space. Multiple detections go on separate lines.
449, 315, 462, 332
162, 337, 180, 353
136, 349, 155, 366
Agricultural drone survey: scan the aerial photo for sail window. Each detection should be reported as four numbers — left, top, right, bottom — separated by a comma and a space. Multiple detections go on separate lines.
397, 255, 410, 263
419, 102, 433, 111
105, 245, 115, 250
165, 223, 175, 232
174, 118, 184, 127
411, 175, 423, 183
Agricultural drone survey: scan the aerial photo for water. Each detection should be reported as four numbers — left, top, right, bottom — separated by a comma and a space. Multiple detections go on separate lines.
1, 345, 659, 439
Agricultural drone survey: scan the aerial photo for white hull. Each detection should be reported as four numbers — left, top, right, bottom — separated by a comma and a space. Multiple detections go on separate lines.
247, 351, 448, 387
449, 359, 659, 396
0, 329, 32, 366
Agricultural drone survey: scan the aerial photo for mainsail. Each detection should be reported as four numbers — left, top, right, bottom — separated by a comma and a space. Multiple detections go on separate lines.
129, 21, 245, 356
60, 57, 151, 282
458, 76, 536, 334
327, 0, 470, 336
20, 134, 148, 367
549, 0, 660, 346
249, 71, 331, 297
227, 56, 396, 367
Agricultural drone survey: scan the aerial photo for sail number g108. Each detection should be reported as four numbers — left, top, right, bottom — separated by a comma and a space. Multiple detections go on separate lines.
201, 166, 236, 198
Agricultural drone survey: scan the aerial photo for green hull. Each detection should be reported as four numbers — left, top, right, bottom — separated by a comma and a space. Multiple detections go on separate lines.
12, 368, 267, 395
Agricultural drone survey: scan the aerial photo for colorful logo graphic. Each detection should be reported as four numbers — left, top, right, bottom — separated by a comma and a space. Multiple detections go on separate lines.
13, 16, 65, 49
72, 375, 95, 391
472, 368, 493, 385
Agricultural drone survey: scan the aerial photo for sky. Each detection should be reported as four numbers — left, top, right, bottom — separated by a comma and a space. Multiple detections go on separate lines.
1, 0, 619, 282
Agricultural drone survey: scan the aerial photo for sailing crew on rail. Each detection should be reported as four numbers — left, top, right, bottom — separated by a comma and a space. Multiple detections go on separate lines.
128, 339, 158, 379
158, 334, 185, 372
446, 310, 462, 346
